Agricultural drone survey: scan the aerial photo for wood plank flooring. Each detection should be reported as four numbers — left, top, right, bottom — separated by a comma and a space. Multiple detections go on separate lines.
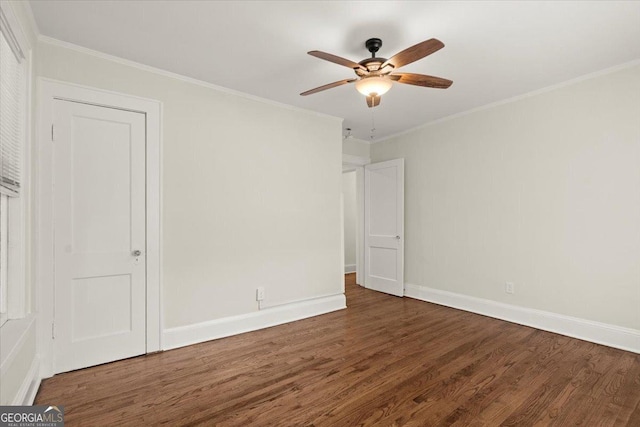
35, 274, 640, 426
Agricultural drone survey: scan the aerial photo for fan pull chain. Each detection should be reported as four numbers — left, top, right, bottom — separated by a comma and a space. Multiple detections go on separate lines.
370, 109, 376, 141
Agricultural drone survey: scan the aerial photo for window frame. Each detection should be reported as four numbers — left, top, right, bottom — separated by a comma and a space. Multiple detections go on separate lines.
0, 2, 32, 327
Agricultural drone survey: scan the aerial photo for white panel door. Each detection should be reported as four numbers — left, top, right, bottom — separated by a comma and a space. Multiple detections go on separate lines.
53, 99, 146, 373
364, 159, 404, 296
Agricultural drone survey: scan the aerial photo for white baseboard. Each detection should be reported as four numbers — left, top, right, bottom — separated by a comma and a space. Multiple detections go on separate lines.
162, 293, 346, 351
12, 356, 40, 405
404, 283, 640, 354
344, 264, 356, 273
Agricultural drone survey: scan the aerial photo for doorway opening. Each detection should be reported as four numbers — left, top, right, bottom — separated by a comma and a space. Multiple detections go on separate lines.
341, 158, 365, 287
342, 170, 357, 277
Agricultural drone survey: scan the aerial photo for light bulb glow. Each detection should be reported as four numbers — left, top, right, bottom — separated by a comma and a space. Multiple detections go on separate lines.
355, 76, 393, 96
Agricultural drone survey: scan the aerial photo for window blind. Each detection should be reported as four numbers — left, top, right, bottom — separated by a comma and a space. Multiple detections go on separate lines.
0, 28, 24, 196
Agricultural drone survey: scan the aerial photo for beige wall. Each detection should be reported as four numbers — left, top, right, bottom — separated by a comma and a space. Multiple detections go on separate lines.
343, 138, 371, 159
36, 41, 344, 328
371, 65, 640, 330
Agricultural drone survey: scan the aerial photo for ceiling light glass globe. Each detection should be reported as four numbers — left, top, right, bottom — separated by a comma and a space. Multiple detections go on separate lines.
355, 76, 393, 96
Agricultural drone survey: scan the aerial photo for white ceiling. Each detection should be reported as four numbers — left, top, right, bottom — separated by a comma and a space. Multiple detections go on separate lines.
30, 1, 640, 141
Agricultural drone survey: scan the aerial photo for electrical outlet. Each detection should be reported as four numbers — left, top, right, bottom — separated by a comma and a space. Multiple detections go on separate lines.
505, 282, 515, 294
256, 287, 265, 301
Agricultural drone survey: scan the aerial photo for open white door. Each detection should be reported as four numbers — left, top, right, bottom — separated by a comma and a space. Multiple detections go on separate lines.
53, 99, 147, 373
364, 159, 404, 296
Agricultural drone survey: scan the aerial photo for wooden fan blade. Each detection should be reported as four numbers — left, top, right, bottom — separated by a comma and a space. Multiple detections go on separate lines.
308, 51, 368, 72
300, 79, 357, 96
366, 95, 381, 108
381, 39, 445, 69
390, 73, 453, 89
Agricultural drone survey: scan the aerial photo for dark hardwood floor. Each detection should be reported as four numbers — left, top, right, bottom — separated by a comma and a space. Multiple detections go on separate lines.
36, 274, 640, 426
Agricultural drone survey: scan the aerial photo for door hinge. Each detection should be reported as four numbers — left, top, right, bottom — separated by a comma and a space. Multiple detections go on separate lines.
51, 124, 55, 141
52, 322, 55, 339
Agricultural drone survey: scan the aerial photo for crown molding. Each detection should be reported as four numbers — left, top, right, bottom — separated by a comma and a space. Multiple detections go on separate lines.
374, 58, 640, 144
37, 35, 344, 123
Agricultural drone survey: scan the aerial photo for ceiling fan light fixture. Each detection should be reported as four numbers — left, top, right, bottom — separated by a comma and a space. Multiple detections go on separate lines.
355, 76, 393, 97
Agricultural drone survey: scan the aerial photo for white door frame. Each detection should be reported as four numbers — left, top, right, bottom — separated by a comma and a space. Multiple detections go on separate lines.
342, 154, 369, 286
36, 78, 162, 378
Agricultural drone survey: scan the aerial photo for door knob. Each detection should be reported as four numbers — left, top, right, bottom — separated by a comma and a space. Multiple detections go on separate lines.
396, 236, 401, 240
132, 250, 142, 257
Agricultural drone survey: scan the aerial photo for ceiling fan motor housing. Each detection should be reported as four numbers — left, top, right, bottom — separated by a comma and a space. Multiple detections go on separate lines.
357, 38, 393, 76
365, 38, 383, 56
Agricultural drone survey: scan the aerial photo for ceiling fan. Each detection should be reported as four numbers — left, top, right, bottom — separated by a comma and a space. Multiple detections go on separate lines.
301, 38, 453, 108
